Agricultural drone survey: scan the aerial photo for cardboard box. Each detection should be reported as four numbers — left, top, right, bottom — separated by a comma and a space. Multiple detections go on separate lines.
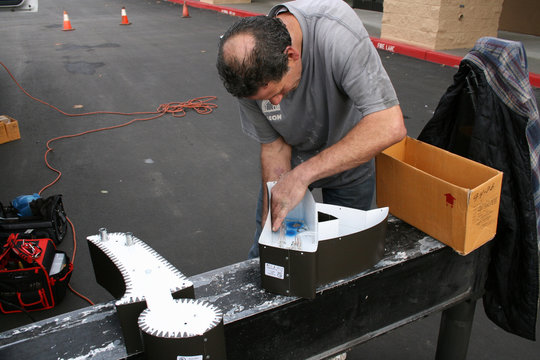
0, 115, 21, 144
376, 137, 503, 255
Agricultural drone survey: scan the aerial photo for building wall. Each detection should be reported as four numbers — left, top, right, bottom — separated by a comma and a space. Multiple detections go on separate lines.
381, 0, 504, 50
499, 0, 540, 36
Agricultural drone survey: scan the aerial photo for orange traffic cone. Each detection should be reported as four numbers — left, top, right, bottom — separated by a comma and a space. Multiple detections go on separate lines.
62, 11, 75, 31
120, 7, 131, 25
182, 1, 190, 18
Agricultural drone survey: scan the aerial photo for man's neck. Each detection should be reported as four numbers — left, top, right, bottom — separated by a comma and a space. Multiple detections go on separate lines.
277, 12, 302, 57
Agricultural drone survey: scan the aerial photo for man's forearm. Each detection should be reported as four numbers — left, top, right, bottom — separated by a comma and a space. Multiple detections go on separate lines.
260, 138, 292, 228
261, 137, 292, 184
293, 105, 406, 186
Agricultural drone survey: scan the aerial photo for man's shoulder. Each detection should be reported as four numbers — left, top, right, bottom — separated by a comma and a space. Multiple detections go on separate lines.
282, 0, 366, 40
279, 0, 348, 13
272, 0, 354, 20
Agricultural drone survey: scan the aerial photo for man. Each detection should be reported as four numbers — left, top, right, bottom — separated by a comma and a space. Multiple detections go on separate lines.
217, 0, 406, 258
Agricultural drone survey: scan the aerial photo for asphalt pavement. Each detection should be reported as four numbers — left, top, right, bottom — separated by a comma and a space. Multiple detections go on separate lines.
0, 1, 538, 359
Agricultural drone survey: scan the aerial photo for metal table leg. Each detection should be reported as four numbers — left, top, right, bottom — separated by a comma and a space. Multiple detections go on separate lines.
435, 299, 477, 360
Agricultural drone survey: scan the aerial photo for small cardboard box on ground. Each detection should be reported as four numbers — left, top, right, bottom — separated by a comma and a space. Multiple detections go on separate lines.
376, 137, 503, 255
0, 115, 21, 144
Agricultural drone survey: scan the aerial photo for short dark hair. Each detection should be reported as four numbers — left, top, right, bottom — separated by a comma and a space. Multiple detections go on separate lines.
217, 16, 291, 98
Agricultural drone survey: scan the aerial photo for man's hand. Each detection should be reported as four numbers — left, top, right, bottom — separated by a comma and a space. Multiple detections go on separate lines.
270, 170, 308, 232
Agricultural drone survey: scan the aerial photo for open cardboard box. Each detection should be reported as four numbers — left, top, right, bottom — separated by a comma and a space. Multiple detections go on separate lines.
0, 115, 21, 144
376, 136, 503, 255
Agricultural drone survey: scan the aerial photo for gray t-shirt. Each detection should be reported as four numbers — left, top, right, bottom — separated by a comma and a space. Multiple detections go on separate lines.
239, 0, 399, 189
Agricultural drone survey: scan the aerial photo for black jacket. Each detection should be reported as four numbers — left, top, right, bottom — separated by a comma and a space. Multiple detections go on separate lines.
418, 54, 539, 340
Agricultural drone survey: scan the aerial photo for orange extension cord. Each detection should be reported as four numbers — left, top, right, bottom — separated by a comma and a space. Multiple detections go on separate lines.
1, 61, 218, 306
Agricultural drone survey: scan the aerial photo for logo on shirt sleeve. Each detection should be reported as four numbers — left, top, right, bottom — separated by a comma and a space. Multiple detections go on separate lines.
261, 100, 282, 121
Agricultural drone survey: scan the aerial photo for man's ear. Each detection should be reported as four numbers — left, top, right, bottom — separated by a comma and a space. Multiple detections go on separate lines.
285, 46, 301, 62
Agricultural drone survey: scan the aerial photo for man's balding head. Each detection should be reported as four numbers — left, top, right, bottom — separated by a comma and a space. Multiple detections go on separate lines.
217, 16, 291, 98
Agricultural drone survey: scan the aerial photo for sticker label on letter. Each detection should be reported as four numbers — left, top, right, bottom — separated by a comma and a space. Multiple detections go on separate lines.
265, 263, 285, 279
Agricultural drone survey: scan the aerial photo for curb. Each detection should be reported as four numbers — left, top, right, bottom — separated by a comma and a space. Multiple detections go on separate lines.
169, 0, 540, 88
370, 37, 462, 68
371, 38, 540, 88
168, 0, 259, 18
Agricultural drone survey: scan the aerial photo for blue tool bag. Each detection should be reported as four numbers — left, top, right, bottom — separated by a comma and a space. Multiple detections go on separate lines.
0, 194, 67, 245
